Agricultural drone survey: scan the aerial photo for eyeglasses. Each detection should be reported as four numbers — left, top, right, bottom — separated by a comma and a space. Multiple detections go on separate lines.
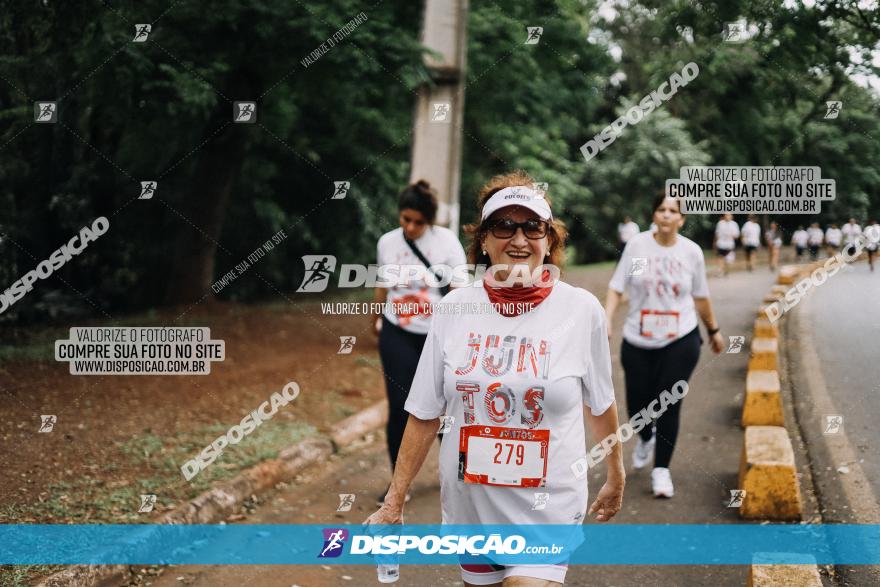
487, 218, 548, 240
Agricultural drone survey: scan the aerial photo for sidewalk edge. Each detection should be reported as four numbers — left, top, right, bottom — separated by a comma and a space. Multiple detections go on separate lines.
34, 400, 389, 587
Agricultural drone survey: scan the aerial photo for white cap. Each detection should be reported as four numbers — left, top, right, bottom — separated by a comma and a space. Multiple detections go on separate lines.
480, 186, 553, 222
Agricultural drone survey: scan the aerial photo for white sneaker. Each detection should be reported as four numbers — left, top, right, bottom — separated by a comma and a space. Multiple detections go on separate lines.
651, 467, 674, 498
632, 435, 655, 470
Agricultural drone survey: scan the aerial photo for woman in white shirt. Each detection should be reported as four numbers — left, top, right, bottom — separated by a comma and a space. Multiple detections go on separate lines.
714, 213, 740, 276
825, 223, 842, 257
866, 220, 879, 272
741, 215, 761, 271
605, 193, 724, 498
792, 226, 808, 259
366, 171, 625, 586
372, 180, 467, 503
807, 222, 824, 260
842, 218, 863, 258
765, 221, 783, 271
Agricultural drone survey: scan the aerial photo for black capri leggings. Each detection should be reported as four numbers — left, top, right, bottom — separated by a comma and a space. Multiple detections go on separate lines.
378, 316, 427, 470
620, 328, 701, 468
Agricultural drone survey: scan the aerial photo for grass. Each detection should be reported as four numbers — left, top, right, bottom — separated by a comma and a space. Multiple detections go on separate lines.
0, 565, 58, 587
3, 420, 315, 526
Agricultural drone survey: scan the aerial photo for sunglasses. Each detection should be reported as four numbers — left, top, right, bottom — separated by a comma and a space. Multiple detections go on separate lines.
487, 218, 548, 240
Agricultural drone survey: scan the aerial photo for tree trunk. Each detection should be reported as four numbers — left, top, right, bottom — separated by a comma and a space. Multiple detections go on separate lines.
164, 125, 243, 305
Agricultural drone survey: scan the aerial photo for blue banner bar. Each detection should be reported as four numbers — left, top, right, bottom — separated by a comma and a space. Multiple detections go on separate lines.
1, 524, 879, 565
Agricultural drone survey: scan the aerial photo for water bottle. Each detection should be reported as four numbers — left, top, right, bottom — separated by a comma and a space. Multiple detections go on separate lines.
377, 563, 399, 583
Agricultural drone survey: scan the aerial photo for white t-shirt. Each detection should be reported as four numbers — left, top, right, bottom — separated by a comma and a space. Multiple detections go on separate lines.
617, 221, 640, 244
792, 230, 808, 248
867, 224, 879, 251
377, 226, 466, 335
842, 223, 862, 245
609, 231, 710, 350
825, 227, 842, 246
741, 221, 761, 247
765, 229, 782, 248
404, 281, 615, 527
807, 227, 824, 246
715, 220, 740, 250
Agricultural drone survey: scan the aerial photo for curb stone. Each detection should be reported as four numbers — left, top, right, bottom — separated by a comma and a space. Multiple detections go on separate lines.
35, 401, 388, 587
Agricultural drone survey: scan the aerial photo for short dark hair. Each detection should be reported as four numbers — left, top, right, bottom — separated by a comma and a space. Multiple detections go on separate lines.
398, 180, 438, 224
652, 189, 682, 215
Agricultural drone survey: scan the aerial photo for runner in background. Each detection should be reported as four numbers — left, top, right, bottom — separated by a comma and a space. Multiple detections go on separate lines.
605, 193, 724, 498
713, 213, 740, 276
617, 215, 640, 258
866, 220, 879, 272
765, 221, 783, 271
371, 179, 467, 504
792, 225, 808, 260
366, 171, 625, 587
807, 222, 824, 260
740, 215, 761, 271
825, 222, 842, 257
842, 217, 863, 258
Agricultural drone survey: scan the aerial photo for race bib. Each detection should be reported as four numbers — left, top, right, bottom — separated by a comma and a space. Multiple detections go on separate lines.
640, 310, 679, 339
458, 425, 549, 487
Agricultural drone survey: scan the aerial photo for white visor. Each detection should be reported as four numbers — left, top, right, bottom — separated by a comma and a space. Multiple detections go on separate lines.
480, 186, 553, 222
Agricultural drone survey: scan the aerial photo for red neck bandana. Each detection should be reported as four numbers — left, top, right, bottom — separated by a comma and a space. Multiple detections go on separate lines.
482, 269, 554, 317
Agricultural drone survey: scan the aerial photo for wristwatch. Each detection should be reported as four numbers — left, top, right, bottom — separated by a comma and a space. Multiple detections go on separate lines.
707, 325, 721, 336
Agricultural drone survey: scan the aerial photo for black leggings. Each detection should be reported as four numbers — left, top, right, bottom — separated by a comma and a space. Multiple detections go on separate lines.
378, 317, 427, 470
620, 328, 701, 468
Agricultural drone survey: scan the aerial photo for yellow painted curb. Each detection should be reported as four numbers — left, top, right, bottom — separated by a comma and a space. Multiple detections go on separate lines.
754, 317, 778, 339
777, 266, 799, 285
742, 370, 784, 427
747, 560, 821, 586
748, 338, 778, 371
739, 426, 802, 520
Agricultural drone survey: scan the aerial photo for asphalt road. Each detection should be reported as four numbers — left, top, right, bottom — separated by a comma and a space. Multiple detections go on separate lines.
801, 261, 880, 502
786, 260, 880, 586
